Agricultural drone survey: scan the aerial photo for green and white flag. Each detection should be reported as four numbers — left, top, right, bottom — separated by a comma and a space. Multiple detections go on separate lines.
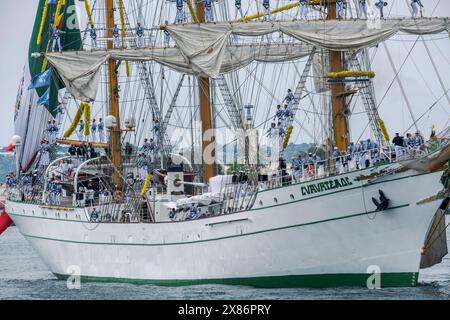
14, 0, 82, 171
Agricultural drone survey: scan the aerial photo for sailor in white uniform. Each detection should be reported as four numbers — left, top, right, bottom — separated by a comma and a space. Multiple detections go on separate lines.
282, 104, 293, 129
175, 0, 186, 24
336, 0, 345, 19
113, 24, 120, 48
297, 0, 308, 20
235, 0, 244, 19
282, 89, 295, 111
91, 119, 97, 141
51, 26, 65, 53
55, 104, 64, 128
135, 22, 145, 48
77, 120, 84, 141
98, 118, 104, 142
50, 120, 59, 144
274, 105, 283, 124
163, 21, 171, 48
278, 122, 285, 150
375, 1, 387, 18
44, 120, 51, 141
39, 140, 51, 168
136, 153, 148, 181
265, 122, 280, 162
333, 147, 342, 173
411, 0, 423, 18
152, 120, 160, 142
204, 0, 213, 22
262, 0, 271, 21
141, 138, 153, 163
89, 25, 98, 49
292, 155, 302, 182
358, 0, 367, 19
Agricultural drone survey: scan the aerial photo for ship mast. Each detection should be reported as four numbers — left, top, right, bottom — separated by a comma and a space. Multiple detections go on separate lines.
105, 0, 122, 186
327, 0, 349, 152
195, 0, 216, 182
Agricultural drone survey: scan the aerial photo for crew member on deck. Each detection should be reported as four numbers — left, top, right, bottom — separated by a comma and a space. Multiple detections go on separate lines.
413, 131, 424, 150
50, 120, 58, 144
98, 118, 104, 142
113, 24, 120, 48
262, 0, 271, 21
91, 119, 97, 141
77, 120, 85, 141
235, 0, 244, 19
333, 147, 342, 173
292, 155, 302, 182
411, 0, 423, 18
55, 104, 64, 128
392, 132, 404, 160
39, 140, 51, 168
136, 153, 148, 181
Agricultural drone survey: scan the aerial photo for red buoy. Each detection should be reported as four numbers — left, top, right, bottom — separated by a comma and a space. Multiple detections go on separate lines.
0, 209, 12, 236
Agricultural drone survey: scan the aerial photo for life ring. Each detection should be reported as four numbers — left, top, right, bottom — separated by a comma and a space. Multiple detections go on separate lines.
306, 164, 315, 177
113, 190, 123, 202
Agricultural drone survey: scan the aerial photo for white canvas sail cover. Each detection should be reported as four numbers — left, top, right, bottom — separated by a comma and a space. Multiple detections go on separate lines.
46, 44, 313, 101
45, 18, 449, 102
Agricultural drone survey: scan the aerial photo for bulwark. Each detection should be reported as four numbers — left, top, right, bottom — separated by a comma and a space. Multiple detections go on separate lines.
301, 177, 353, 196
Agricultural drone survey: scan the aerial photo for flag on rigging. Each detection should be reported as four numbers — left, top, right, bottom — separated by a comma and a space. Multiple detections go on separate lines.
14, 0, 82, 172
37, 88, 50, 107
28, 68, 52, 90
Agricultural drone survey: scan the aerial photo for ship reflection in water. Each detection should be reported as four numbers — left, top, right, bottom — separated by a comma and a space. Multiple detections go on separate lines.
0, 223, 449, 300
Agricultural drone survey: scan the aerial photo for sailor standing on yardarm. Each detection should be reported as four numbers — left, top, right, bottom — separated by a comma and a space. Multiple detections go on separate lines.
113, 24, 120, 48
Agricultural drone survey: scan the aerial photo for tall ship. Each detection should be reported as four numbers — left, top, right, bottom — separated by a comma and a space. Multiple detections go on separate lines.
3, 0, 450, 287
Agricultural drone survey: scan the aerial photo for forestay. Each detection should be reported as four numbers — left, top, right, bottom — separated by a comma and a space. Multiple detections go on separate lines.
45, 18, 449, 101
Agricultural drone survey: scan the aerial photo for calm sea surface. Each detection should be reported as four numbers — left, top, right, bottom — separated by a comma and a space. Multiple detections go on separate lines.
1, 221, 450, 300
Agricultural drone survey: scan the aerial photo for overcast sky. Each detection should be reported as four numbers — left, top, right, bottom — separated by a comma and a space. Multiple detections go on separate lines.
0, 0, 449, 147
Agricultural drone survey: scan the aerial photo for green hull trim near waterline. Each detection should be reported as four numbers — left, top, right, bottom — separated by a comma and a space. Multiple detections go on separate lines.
54, 272, 418, 288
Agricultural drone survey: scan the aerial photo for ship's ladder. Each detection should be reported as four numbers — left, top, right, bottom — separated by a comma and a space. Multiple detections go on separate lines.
291, 47, 316, 118
349, 52, 389, 149
121, 10, 172, 156
280, 47, 316, 150
160, 75, 185, 137
216, 74, 244, 130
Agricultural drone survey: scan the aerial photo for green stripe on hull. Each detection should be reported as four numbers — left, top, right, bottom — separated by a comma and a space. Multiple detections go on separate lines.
54, 272, 418, 288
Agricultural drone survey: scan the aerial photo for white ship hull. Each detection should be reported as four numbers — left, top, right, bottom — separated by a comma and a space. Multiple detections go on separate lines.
6, 168, 446, 287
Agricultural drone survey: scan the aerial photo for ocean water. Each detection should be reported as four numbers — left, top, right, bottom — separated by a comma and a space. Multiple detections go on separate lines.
1, 224, 450, 300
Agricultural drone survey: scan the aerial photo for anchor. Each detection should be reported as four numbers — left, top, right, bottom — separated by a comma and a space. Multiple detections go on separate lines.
372, 190, 390, 211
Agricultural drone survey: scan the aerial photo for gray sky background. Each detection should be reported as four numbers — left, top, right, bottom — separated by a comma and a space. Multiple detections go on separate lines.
0, 0, 449, 147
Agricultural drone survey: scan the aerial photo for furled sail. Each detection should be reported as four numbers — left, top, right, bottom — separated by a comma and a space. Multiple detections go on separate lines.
45, 43, 313, 101
15, 0, 82, 171
45, 18, 448, 102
